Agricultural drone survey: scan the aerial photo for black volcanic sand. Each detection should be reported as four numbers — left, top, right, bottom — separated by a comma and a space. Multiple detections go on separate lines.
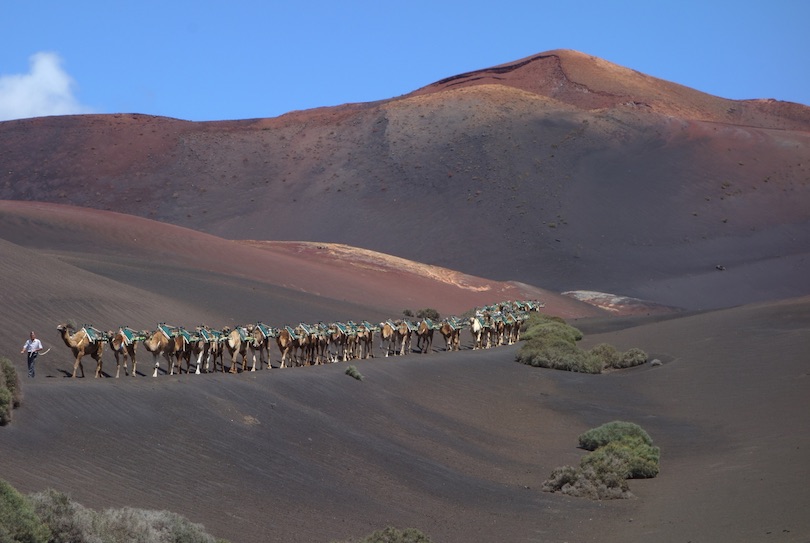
3, 296, 809, 543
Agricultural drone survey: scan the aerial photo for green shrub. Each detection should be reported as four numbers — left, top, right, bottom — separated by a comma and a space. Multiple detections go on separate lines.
27, 488, 87, 543
0, 479, 51, 543
581, 436, 660, 479
616, 348, 648, 369
345, 365, 363, 381
332, 526, 433, 543
0, 386, 12, 426
1, 357, 21, 408
415, 308, 440, 320
578, 421, 653, 451
521, 315, 582, 344
588, 343, 621, 368
543, 422, 659, 500
28, 488, 227, 543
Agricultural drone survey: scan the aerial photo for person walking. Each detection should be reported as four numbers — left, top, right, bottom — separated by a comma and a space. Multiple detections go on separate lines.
21, 331, 43, 378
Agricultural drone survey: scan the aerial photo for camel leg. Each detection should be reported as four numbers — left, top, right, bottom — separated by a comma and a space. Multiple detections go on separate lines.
94, 354, 103, 378
72, 355, 84, 378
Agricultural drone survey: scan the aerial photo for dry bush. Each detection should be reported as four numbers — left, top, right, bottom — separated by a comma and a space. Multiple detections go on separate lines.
332, 526, 433, 543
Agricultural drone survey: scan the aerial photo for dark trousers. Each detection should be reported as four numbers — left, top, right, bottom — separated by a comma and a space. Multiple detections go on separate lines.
27, 352, 37, 378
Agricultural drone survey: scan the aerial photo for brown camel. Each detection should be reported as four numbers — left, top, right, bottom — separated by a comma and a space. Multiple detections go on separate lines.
326, 323, 348, 362
379, 321, 396, 357
439, 318, 463, 352
222, 326, 249, 373
354, 322, 375, 360
276, 327, 296, 368
394, 320, 413, 356
104, 327, 142, 377
245, 322, 274, 370
414, 319, 436, 354
195, 326, 225, 373
141, 324, 178, 377
57, 324, 105, 378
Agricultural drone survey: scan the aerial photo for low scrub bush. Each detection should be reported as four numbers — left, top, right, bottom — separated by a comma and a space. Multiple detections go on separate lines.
332, 526, 433, 543
1, 357, 21, 408
588, 343, 621, 368
415, 308, 440, 320
615, 347, 648, 369
521, 315, 582, 344
580, 436, 660, 479
7, 483, 229, 543
0, 479, 51, 543
345, 365, 363, 381
542, 464, 631, 500
543, 421, 660, 500
517, 315, 648, 375
0, 357, 21, 425
578, 421, 653, 451
0, 386, 12, 426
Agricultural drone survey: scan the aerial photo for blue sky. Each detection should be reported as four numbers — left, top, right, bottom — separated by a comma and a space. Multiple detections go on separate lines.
1, 1, 808, 122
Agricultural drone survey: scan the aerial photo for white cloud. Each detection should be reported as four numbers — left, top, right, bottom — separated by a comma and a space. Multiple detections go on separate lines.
0, 52, 94, 121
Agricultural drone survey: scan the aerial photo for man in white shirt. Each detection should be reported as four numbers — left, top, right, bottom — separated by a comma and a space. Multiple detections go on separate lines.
20, 331, 43, 378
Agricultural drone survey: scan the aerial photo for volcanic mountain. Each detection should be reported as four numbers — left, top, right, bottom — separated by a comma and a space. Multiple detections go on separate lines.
2, 49, 808, 312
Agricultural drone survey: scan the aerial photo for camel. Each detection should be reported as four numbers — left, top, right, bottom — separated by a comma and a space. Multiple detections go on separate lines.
326, 322, 348, 362
142, 324, 179, 377
222, 326, 250, 373
104, 327, 142, 377
311, 323, 329, 365
168, 327, 196, 375
414, 319, 435, 354
191, 326, 222, 373
439, 318, 463, 352
294, 323, 318, 366
469, 313, 493, 350
244, 323, 274, 371
354, 321, 375, 360
276, 327, 294, 368
379, 321, 396, 357
57, 324, 105, 378
394, 320, 413, 356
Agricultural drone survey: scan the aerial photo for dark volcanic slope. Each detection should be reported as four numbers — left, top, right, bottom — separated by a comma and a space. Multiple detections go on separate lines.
2, 296, 809, 543
1, 49, 809, 310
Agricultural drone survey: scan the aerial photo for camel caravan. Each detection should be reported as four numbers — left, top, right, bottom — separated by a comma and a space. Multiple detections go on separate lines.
55, 300, 544, 378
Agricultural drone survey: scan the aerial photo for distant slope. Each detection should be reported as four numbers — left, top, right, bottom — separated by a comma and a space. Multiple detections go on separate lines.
1, 50, 808, 310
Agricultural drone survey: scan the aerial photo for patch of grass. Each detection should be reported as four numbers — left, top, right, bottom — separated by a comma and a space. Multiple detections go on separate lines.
345, 365, 363, 381
331, 526, 433, 543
